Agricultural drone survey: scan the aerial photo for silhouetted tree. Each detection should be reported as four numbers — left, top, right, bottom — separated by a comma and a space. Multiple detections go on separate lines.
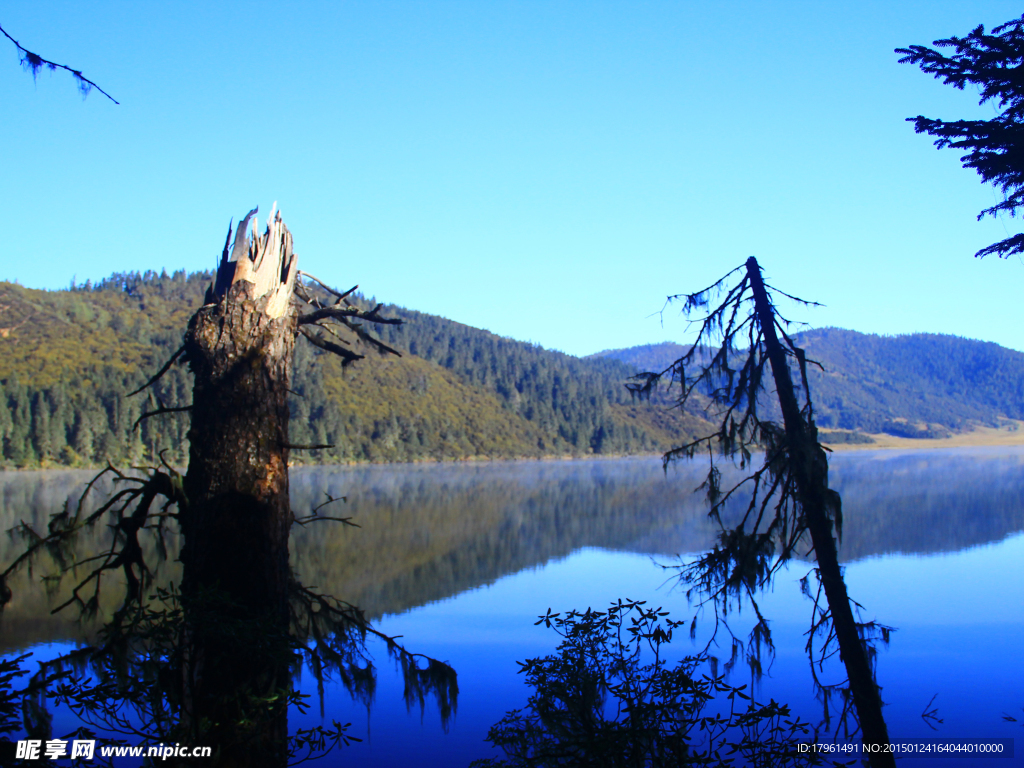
631, 258, 893, 767
472, 600, 828, 768
897, 15, 1024, 258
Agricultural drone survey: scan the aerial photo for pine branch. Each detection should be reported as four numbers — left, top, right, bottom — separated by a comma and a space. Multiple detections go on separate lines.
898, 15, 1024, 258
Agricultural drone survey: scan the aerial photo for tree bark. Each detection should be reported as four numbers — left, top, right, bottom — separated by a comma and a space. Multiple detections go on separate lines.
745, 257, 894, 767
177, 210, 299, 767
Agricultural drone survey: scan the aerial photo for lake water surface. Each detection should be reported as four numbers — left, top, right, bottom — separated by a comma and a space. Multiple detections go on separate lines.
2, 447, 1022, 765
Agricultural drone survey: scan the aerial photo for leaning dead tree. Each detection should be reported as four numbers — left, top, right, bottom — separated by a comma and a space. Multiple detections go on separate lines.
631, 257, 894, 767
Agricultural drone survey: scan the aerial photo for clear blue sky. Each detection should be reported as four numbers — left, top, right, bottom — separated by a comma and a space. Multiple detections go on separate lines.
2, 1, 1022, 356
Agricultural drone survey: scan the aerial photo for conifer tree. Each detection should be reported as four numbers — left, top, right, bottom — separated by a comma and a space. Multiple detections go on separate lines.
898, 15, 1024, 258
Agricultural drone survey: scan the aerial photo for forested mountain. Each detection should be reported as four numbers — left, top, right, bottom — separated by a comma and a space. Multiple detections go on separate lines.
0, 271, 708, 469
796, 328, 1024, 433
3, 270, 1022, 470
0, 272, 198, 468
595, 328, 1024, 438
588, 342, 690, 374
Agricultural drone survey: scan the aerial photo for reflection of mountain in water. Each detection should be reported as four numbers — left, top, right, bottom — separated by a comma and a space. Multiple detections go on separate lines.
289, 459, 718, 620
3, 447, 1024, 645
829, 448, 1024, 560
292, 448, 1024, 617
0, 470, 182, 650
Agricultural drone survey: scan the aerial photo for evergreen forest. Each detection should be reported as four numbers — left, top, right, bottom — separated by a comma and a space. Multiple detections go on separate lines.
2, 270, 1023, 469
0, 271, 707, 469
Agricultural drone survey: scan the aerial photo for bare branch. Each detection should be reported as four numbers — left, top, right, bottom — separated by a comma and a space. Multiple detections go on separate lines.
297, 272, 358, 303
0, 22, 119, 104
298, 304, 403, 328
293, 493, 356, 526
294, 274, 404, 360
132, 404, 192, 431
293, 515, 358, 527
298, 325, 364, 366
313, 493, 346, 515
128, 346, 187, 397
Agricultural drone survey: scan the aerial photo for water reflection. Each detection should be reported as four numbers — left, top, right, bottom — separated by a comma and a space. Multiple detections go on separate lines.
3, 448, 1024, 644
828, 448, 1024, 559
290, 448, 1024, 619
2, 448, 1022, 764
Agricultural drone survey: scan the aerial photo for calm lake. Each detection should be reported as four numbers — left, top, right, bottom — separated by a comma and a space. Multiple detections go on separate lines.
2, 446, 1022, 765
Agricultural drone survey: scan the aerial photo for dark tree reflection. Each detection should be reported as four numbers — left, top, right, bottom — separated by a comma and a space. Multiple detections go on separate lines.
0, 472, 456, 767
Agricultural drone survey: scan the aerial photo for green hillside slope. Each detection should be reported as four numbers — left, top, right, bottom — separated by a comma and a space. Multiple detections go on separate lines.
795, 328, 1024, 433
8, 270, 1016, 468
0, 271, 707, 468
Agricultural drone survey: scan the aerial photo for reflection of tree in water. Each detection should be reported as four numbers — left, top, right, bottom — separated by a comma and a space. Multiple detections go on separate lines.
0, 579, 453, 766
289, 450, 1024, 623
3, 447, 1022, 649
289, 460, 723, 619
0, 478, 454, 765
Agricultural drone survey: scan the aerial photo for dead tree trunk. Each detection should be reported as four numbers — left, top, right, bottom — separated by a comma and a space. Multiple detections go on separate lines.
0, 207, 425, 766
745, 257, 894, 767
180, 208, 297, 622
178, 209, 298, 768
167, 209, 404, 766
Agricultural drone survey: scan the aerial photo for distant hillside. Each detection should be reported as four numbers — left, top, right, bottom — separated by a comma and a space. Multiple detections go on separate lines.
588, 342, 689, 374
7, 270, 1020, 469
594, 328, 1024, 439
0, 272, 710, 468
795, 328, 1024, 434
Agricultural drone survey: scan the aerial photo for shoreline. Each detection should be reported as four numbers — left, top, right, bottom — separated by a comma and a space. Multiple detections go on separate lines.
821, 421, 1024, 451
5, 423, 1024, 473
